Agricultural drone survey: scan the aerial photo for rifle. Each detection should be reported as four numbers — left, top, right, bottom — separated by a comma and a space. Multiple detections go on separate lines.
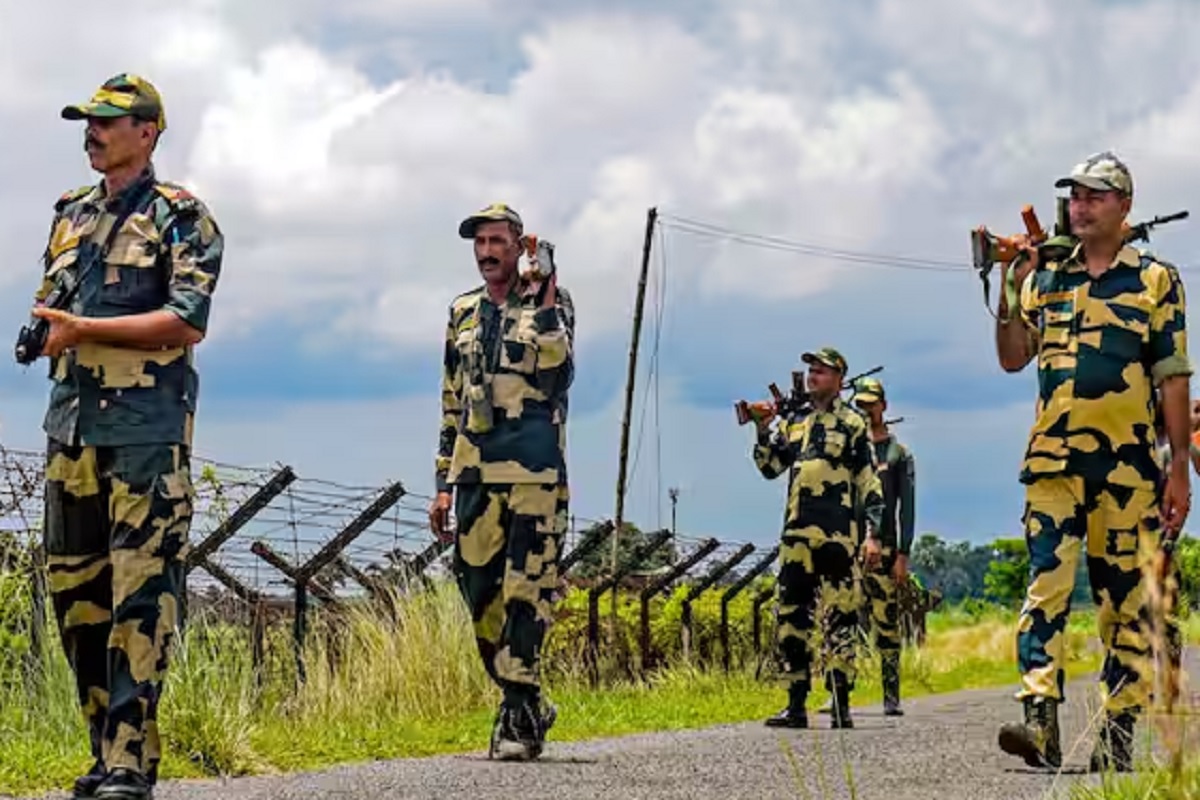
14, 278, 79, 365
969, 200, 1189, 316
735, 365, 883, 426
1124, 210, 1190, 244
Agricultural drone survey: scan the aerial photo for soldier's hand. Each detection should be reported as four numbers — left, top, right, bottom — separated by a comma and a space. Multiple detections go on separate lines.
31, 307, 84, 358
862, 537, 882, 571
429, 491, 454, 543
1002, 233, 1039, 291
1161, 462, 1191, 540
891, 552, 908, 584
749, 401, 776, 433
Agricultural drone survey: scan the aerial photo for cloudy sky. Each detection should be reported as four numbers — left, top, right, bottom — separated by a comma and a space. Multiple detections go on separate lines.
3, 0, 1200, 552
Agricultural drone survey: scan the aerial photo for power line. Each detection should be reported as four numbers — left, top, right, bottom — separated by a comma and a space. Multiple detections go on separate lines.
658, 211, 1200, 274
659, 213, 965, 272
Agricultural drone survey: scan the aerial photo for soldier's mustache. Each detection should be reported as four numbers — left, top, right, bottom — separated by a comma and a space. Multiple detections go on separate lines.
479, 257, 500, 267
85, 136, 103, 151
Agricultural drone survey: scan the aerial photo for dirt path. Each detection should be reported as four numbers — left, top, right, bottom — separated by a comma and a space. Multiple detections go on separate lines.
14, 651, 1198, 800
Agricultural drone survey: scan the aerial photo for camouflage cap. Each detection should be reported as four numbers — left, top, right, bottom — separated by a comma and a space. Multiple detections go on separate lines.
1054, 150, 1132, 197
854, 376, 886, 405
801, 346, 847, 374
459, 202, 524, 239
61, 73, 166, 131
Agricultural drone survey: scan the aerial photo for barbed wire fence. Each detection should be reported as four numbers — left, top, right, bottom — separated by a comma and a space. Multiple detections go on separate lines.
0, 442, 942, 694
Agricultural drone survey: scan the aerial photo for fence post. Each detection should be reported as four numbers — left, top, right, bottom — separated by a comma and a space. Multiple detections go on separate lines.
559, 520, 615, 575
680, 543, 755, 664
636, 537, 719, 673
718, 546, 778, 673
185, 466, 296, 571
402, 538, 453, 592
752, 586, 776, 654
250, 540, 339, 686
295, 481, 405, 585
586, 529, 671, 686
334, 554, 382, 598
251, 597, 267, 691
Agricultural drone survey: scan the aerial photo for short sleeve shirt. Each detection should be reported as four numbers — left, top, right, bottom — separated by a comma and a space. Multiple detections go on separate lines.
1017, 243, 1191, 490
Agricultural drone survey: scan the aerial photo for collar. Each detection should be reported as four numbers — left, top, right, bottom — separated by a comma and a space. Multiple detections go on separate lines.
96, 164, 156, 212
813, 395, 845, 415
1064, 241, 1141, 272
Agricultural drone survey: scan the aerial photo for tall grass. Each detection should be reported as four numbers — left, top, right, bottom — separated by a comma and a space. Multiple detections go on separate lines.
0, 551, 1189, 798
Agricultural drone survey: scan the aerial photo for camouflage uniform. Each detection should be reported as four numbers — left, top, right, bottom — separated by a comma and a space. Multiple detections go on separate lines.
998, 152, 1191, 771
755, 347, 885, 729
853, 377, 915, 715
34, 75, 222, 795
437, 203, 573, 755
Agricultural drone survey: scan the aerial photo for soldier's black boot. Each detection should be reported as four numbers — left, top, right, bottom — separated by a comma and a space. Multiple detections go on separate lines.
828, 670, 854, 729
882, 651, 903, 717
93, 768, 152, 799
765, 680, 809, 728
72, 760, 106, 798
1088, 709, 1136, 773
489, 684, 557, 761
998, 696, 1062, 769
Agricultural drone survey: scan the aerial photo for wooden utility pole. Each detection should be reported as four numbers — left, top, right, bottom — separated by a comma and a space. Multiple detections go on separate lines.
612, 206, 658, 618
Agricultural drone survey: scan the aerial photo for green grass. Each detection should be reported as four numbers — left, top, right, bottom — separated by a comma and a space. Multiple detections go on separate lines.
0, 591, 1166, 800
1064, 750, 1200, 800
0, 581, 1115, 798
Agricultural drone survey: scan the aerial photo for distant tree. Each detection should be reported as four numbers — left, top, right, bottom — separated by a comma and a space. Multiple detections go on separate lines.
910, 533, 991, 603
983, 538, 1029, 607
573, 521, 677, 580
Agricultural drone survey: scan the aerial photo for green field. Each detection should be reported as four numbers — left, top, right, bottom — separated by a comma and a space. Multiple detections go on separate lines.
2, 546, 1198, 798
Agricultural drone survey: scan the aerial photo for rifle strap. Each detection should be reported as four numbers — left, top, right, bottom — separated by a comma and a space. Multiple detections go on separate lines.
63, 202, 142, 313
1003, 263, 1020, 320
980, 267, 997, 320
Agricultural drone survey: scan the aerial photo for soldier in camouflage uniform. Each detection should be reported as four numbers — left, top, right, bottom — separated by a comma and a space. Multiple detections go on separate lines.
749, 347, 885, 730
428, 202, 573, 760
852, 376, 915, 716
994, 152, 1192, 773
24, 74, 223, 799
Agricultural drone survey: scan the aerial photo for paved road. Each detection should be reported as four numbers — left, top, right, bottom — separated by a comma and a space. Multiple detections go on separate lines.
16, 652, 1198, 800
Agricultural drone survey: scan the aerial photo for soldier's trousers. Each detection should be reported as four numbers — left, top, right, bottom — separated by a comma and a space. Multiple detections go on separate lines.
862, 547, 902, 653
453, 482, 567, 694
862, 547, 902, 697
1017, 475, 1161, 713
42, 438, 194, 780
777, 530, 860, 692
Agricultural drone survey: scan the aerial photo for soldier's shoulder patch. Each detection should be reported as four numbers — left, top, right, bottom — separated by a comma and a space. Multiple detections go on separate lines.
55, 185, 93, 211
154, 182, 194, 202
449, 286, 485, 310
153, 182, 207, 217
448, 287, 483, 327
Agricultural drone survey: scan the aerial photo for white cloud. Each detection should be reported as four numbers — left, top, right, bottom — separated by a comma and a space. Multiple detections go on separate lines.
6, 0, 1200, 546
